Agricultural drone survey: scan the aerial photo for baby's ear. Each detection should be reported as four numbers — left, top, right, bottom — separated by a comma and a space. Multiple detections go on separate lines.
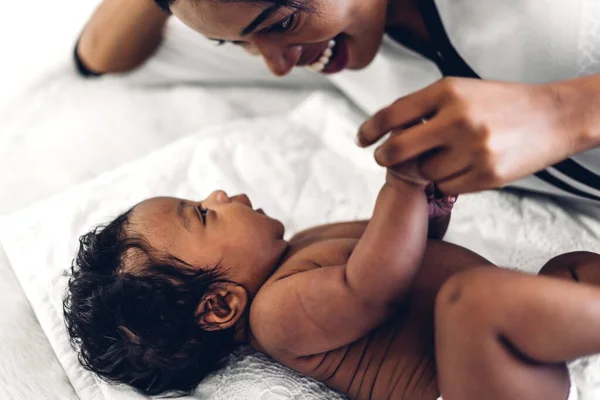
197, 283, 248, 331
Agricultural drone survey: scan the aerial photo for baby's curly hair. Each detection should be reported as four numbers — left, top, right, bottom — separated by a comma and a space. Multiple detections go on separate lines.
63, 209, 236, 396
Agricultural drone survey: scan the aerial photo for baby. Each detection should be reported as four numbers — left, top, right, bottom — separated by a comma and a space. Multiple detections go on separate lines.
64, 170, 600, 400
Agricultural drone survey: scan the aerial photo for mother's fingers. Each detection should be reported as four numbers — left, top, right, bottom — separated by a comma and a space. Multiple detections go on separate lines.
418, 148, 473, 183
356, 82, 443, 147
373, 116, 446, 167
436, 167, 493, 195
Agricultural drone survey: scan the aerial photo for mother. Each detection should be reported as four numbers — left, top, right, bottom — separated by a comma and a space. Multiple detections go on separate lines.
77, 0, 600, 201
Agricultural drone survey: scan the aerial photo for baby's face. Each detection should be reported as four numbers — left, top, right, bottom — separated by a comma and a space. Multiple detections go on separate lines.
129, 191, 288, 294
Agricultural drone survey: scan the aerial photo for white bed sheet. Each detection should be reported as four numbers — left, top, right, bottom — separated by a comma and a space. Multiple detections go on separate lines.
1, 93, 600, 400
0, 247, 79, 400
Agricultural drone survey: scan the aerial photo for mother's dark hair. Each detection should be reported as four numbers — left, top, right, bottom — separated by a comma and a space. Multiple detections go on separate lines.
63, 209, 236, 396
154, 0, 312, 13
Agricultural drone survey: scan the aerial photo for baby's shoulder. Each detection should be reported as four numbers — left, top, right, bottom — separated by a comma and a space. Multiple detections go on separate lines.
248, 238, 359, 358
270, 237, 359, 282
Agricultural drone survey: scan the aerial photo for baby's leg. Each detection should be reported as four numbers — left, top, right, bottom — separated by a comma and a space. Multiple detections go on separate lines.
434, 258, 600, 400
539, 251, 600, 285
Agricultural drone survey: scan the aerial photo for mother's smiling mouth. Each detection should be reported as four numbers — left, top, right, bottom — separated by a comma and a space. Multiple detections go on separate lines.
305, 39, 336, 72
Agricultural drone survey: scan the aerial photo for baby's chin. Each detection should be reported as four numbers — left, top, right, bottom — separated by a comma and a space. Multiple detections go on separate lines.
258, 210, 285, 239
274, 219, 286, 240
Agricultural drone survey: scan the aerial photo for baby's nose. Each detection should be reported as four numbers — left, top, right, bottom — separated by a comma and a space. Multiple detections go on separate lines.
212, 190, 231, 204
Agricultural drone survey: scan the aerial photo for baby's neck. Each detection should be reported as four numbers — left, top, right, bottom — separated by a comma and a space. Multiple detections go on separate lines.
233, 313, 251, 344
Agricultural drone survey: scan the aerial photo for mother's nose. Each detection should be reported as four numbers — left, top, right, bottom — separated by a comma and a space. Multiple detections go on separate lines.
254, 40, 302, 76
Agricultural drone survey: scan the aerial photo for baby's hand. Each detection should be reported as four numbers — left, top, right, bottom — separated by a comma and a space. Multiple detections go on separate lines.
426, 182, 457, 219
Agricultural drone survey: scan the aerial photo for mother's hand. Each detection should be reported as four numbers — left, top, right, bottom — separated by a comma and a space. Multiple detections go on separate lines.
356, 77, 581, 194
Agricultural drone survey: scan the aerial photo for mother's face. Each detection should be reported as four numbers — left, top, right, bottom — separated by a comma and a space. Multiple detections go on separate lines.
170, 0, 389, 76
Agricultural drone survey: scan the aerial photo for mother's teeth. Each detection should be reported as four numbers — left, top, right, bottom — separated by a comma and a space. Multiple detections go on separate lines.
312, 63, 325, 72
308, 39, 336, 72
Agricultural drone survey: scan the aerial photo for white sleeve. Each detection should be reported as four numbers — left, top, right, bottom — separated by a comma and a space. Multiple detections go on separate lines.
577, 0, 600, 77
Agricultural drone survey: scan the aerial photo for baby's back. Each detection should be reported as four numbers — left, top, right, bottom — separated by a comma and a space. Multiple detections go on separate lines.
252, 237, 493, 400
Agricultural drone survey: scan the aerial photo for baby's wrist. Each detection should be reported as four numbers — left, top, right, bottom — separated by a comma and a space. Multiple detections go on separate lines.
386, 169, 429, 188
387, 159, 429, 188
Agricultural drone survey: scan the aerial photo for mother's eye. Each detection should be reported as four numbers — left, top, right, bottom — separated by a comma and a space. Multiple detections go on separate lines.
264, 12, 297, 34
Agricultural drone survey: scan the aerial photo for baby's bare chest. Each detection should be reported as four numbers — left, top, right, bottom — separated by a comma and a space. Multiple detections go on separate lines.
262, 239, 491, 399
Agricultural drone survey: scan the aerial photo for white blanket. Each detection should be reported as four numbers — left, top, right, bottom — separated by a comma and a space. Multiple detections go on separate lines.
1, 93, 600, 400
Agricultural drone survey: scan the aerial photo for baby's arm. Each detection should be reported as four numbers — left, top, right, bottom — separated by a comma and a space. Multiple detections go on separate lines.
290, 221, 369, 243
251, 171, 428, 359
290, 184, 456, 243
76, 0, 169, 75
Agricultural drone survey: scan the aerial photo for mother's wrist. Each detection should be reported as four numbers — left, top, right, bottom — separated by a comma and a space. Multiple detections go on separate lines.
545, 77, 600, 154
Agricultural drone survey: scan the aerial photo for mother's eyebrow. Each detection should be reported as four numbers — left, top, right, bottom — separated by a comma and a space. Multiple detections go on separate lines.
240, 4, 281, 36
177, 200, 192, 232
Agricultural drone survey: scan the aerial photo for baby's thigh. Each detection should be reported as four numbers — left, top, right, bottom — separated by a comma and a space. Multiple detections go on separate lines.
435, 268, 572, 400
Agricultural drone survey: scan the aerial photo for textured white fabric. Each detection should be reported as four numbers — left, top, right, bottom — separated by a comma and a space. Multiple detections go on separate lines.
578, 0, 600, 76
435, 0, 582, 84
1, 94, 600, 400
0, 247, 78, 400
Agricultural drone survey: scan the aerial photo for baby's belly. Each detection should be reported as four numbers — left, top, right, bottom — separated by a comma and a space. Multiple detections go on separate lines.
292, 241, 494, 400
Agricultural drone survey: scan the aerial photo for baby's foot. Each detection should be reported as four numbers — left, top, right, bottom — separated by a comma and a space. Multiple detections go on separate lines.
425, 183, 457, 219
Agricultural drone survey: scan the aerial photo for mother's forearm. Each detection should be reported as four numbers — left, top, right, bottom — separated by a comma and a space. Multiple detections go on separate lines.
77, 0, 169, 74
548, 73, 600, 153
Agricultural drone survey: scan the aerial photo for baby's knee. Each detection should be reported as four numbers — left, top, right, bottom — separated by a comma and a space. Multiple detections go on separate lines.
540, 251, 600, 282
435, 268, 497, 327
